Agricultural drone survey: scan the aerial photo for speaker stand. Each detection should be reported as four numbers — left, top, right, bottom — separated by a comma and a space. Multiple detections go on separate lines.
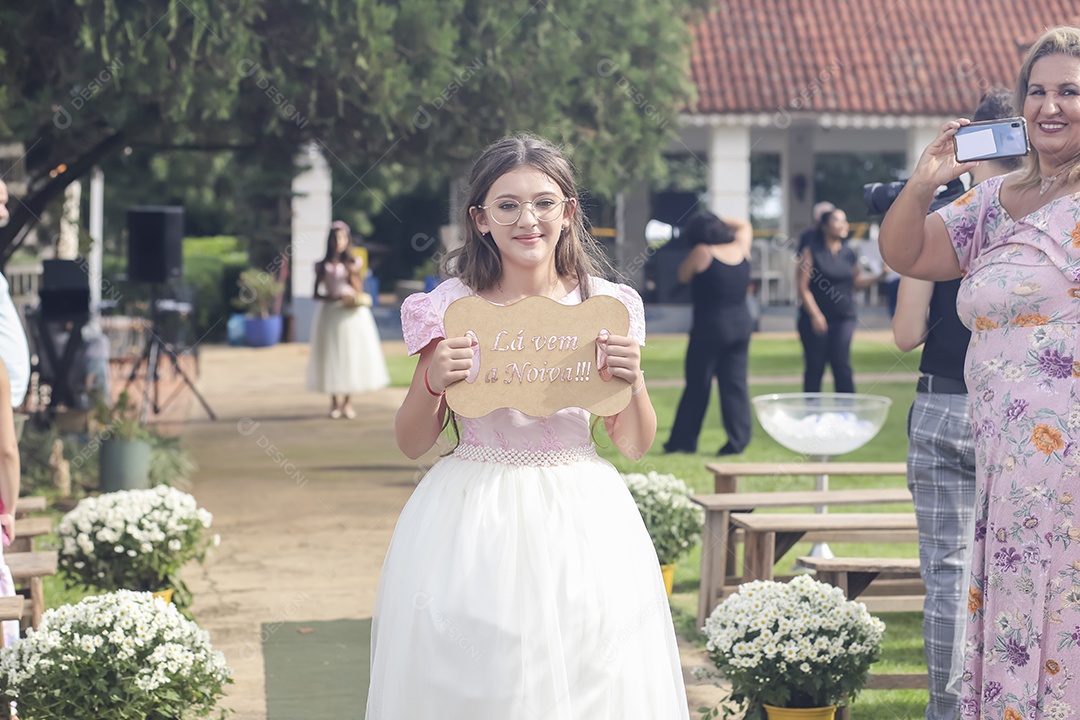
124, 288, 217, 423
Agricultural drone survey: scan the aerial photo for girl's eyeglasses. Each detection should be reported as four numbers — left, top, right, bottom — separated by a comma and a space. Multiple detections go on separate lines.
478, 197, 570, 226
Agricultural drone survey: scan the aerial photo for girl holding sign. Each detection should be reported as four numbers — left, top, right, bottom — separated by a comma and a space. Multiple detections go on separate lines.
366, 135, 688, 719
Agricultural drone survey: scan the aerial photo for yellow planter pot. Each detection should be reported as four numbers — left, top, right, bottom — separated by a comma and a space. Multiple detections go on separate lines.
660, 563, 675, 598
763, 705, 837, 720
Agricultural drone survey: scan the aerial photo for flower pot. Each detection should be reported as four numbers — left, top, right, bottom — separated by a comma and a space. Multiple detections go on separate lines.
660, 563, 675, 597
99, 439, 152, 493
763, 705, 837, 720
244, 315, 283, 347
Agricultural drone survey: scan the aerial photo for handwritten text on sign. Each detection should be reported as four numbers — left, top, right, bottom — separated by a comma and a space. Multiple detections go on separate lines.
443, 295, 632, 418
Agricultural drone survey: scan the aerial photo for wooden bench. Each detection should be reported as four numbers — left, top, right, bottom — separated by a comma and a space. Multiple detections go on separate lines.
707, 461, 908, 493
0, 597, 23, 623
14, 496, 46, 517
730, 513, 919, 584
796, 556, 925, 613
693, 488, 914, 626
10, 515, 53, 554
6, 551, 59, 629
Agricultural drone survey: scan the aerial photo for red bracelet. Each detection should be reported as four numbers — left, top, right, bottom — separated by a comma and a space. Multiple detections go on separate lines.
424, 368, 445, 397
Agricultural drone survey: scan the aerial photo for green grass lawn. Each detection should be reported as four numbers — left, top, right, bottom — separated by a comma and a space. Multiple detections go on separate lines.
388, 334, 930, 718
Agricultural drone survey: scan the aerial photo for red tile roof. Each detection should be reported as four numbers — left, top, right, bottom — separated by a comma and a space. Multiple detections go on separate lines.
689, 1, 1080, 116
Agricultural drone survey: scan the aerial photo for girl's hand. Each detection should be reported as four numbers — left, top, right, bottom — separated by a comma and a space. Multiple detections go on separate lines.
596, 330, 642, 388
811, 314, 828, 335
911, 118, 979, 188
427, 336, 477, 394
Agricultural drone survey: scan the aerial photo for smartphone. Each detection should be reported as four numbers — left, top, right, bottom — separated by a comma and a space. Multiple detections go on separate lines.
954, 117, 1029, 163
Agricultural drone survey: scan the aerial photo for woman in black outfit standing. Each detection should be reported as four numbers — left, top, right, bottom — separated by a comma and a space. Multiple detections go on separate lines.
663, 212, 754, 456
796, 207, 882, 393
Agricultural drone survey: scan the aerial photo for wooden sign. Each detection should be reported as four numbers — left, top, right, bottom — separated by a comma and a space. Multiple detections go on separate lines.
443, 295, 632, 418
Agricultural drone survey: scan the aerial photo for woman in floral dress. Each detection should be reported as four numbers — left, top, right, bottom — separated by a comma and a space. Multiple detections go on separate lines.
880, 26, 1080, 720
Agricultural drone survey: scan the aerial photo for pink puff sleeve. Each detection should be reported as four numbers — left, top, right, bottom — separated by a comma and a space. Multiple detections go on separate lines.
399, 278, 473, 355
400, 293, 443, 355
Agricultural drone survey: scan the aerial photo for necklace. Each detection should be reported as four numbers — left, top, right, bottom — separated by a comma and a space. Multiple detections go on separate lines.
1039, 172, 1061, 196
1036, 162, 1080, 195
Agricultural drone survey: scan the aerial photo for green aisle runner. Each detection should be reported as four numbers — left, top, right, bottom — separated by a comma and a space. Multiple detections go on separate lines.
263, 619, 371, 719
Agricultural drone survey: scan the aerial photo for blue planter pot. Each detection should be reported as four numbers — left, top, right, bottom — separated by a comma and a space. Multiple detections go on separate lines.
245, 315, 283, 347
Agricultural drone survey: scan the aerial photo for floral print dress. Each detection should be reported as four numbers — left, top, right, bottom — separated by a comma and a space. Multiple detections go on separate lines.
938, 176, 1080, 720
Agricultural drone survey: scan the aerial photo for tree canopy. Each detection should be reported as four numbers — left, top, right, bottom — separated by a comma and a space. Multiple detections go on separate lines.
0, 0, 707, 264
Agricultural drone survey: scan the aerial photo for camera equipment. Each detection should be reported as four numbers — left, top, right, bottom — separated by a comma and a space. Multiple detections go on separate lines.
863, 177, 968, 217
122, 206, 216, 421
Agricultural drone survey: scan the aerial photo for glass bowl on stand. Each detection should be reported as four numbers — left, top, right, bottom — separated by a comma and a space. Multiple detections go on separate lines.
751, 392, 893, 560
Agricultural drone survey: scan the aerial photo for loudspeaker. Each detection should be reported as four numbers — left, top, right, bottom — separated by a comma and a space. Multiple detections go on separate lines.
127, 206, 183, 284
39, 259, 90, 320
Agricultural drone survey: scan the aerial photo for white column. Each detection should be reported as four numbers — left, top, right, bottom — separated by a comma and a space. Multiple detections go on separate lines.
290, 143, 332, 343
707, 126, 751, 219
57, 180, 81, 260
88, 167, 104, 319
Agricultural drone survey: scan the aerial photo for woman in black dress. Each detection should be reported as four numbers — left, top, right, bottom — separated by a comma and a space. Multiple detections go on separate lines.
796, 207, 882, 393
663, 212, 754, 456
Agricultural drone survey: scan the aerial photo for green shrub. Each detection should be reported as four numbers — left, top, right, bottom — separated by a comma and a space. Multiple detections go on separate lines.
183, 236, 249, 341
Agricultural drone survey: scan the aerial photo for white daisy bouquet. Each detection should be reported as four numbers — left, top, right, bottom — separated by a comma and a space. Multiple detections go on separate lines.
701, 575, 885, 719
57, 486, 218, 608
0, 591, 231, 719
621, 472, 704, 565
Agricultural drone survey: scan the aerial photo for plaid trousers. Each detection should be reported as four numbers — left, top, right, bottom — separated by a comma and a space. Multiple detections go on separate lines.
907, 391, 976, 720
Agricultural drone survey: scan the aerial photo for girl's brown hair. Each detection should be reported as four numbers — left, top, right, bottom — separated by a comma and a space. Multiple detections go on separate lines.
442, 134, 614, 298
1013, 26, 1080, 191
322, 221, 356, 265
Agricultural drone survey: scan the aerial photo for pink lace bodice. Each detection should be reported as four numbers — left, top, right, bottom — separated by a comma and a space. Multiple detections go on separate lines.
319, 262, 356, 298
400, 277, 646, 452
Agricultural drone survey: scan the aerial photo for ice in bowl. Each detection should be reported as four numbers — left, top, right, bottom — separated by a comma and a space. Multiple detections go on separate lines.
752, 392, 892, 456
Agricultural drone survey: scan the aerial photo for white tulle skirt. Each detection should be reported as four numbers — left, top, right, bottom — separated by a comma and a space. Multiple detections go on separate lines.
366, 450, 690, 720
306, 302, 389, 395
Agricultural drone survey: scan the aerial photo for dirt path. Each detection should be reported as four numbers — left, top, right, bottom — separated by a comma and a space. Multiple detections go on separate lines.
182, 344, 725, 719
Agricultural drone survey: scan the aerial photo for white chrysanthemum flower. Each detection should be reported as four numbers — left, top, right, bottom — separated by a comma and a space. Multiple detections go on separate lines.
56, 487, 215, 597
702, 575, 885, 710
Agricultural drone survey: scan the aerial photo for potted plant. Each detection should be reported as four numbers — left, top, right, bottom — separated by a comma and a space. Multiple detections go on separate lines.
0, 590, 231, 718
621, 471, 704, 596
700, 575, 886, 720
92, 390, 153, 493
56, 485, 218, 608
233, 268, 285, 347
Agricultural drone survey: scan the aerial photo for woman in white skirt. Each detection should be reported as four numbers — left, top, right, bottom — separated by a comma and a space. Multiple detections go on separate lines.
307, 221, 389, 418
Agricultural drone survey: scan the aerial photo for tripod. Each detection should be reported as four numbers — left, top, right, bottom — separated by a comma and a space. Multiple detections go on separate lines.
124, 286, 217, 422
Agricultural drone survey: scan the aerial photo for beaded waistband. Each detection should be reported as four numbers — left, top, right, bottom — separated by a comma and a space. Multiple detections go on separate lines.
453, 443, 598, 467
